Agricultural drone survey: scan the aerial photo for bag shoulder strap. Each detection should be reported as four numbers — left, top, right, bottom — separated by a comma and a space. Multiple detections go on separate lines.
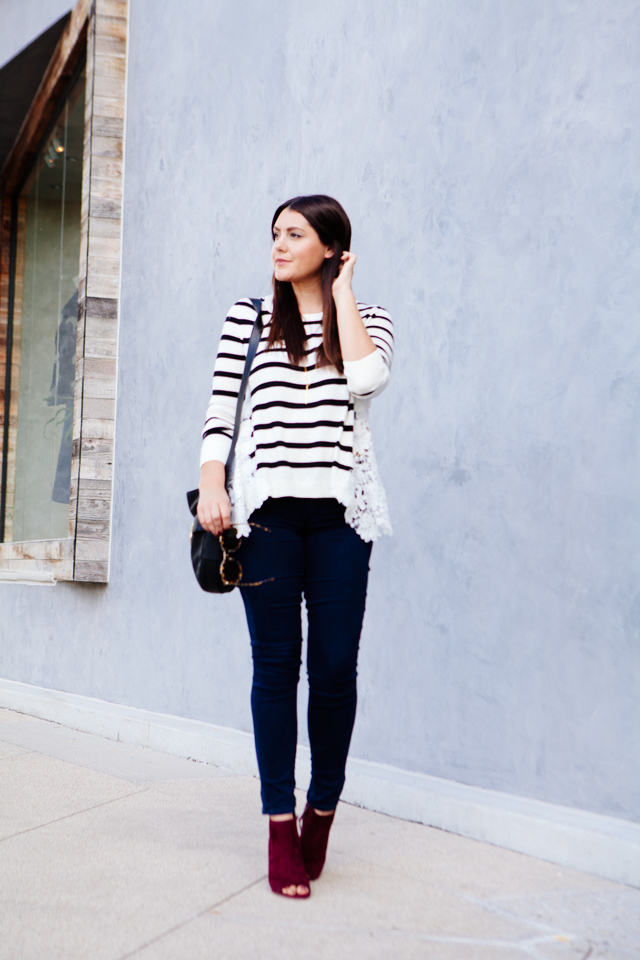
224, 298, 263, 481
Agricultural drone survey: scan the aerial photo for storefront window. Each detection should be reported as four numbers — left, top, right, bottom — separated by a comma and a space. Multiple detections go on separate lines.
7, 71, 84, 542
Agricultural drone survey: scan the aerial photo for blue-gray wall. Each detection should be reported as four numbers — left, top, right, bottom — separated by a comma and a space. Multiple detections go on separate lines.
0, 0, 71, 68
1, 0, 639, 822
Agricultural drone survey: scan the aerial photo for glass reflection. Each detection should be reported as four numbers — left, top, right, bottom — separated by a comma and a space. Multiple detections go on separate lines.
6, 72, 85, 542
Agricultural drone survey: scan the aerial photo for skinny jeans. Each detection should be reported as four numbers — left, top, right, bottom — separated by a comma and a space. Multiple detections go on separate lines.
238, 497, 372, 815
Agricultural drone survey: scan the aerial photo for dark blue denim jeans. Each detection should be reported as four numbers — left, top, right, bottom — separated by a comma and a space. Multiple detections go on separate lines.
238, 497, 372, 815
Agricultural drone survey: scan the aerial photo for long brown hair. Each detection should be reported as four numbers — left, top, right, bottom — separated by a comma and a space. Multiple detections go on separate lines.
268, 194, 352, 373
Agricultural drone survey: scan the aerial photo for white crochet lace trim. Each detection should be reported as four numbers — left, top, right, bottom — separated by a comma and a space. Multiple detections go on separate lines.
344, 399, 393, 541
227, 397, 392, 542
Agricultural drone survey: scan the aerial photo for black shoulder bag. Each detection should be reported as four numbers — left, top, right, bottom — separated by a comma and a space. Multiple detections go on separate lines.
187, 298, 263, 593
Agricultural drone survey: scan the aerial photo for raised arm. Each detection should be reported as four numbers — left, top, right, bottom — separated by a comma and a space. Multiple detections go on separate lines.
332, 253, 393, 398
332, 252, 375, 361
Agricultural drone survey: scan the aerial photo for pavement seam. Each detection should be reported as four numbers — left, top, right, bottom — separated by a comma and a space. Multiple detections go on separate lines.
463, 893, 567, 936
168, 915, 584, 954
0, 747, 34, 760
0, 787, 150, 844
114, 875, 268, 960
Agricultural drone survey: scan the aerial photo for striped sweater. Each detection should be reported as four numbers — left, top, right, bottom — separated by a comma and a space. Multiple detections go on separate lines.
200, 295, 394, 538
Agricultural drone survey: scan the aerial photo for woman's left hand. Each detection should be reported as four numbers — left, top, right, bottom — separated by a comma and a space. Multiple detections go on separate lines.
332, 251, 357, 298
330, 249, 376, 361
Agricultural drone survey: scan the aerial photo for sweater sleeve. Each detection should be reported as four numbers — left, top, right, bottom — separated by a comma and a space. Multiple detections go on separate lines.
199, 300, 255, 468
343, 305, 394, 399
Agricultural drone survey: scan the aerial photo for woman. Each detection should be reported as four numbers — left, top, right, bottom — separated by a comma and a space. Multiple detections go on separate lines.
197, 195, 393, 898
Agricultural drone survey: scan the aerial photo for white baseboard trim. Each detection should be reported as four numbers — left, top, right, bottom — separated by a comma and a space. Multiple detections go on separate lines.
0, 571, 56, 585
1, 676, 638, 888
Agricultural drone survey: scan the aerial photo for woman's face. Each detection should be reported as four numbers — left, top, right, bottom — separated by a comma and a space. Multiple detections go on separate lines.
272, 208, 334, 284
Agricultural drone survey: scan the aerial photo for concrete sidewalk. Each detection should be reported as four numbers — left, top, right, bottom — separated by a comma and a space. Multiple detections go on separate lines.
0, 707, 638, 960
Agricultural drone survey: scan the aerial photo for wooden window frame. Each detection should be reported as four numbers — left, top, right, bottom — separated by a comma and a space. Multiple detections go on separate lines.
0, 0, 128, 583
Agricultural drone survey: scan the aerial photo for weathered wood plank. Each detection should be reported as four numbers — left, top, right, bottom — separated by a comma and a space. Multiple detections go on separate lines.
94, 33, 126, 58
85, 14, 95, 88
85, 297, 118, 320
0, 538, 74, 561
84, 357, 116, 377
93, 96, 126, 119
81, 442, 114, 462
91, 115, 124, 138
86, 276, 120, 299
95, 15, 128, 40
75, 538, 110, 561
0, 557, 74, 580
81, 418, 115, 440
89, 177, 123, 200
87, 255, 121, 280
75, 307, 87, 346
76, 519, 110, 540
79, 227, 88, 268
79, 458, 113, 481
88, 216, 121, 239
94, 54, 126, 80
75, 479, 112, 497
83, 398, 116, 419
90, 156, 123, 180
73, 560, 109, 582
83, 377, 117, 400
88, 235, 121, 260
90, 197, 121, 219
77, 498, 111, 521
0, 542, 24, 559
85, 337, 117, 359
34, 539, 73, 561
96, 0, 128, 17
0, 197, 12, 458
84, 321, 118, 345
93, 73, 126, 100
90, 137, 123, 161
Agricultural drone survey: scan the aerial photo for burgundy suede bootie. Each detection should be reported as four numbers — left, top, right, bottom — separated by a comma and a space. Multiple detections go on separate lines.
268, 817, 310, 898
300, 805, 335, 880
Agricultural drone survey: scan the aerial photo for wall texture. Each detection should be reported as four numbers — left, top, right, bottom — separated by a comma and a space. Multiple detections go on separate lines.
0, 0, 72, 69
1, 0, 639, 822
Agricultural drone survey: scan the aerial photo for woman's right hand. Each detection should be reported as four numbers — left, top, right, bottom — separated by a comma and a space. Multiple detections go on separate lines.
197, 461, 232, 535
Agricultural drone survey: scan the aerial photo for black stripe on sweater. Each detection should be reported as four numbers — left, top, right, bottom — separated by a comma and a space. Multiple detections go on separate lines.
216, 351, 246, 362
366, 324, 395, 340
253, 420, 353, 432
256, 460, 352, 472
224, 317, 256, 327
252, 398, 352, 413
250, 377, 346, 396
252, 359, 319, 374
256, 440, 353, 452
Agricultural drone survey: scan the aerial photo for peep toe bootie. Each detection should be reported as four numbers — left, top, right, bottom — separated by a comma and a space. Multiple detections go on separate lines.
300, 805, 335, 880
268, 817, 310, 898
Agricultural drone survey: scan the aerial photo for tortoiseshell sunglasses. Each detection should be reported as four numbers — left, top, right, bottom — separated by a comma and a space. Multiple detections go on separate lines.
219, 523, 273, 587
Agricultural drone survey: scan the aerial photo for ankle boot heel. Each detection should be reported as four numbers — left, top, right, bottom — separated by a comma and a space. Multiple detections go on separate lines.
300, 805, 335, 880
268, 817, 310, 898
